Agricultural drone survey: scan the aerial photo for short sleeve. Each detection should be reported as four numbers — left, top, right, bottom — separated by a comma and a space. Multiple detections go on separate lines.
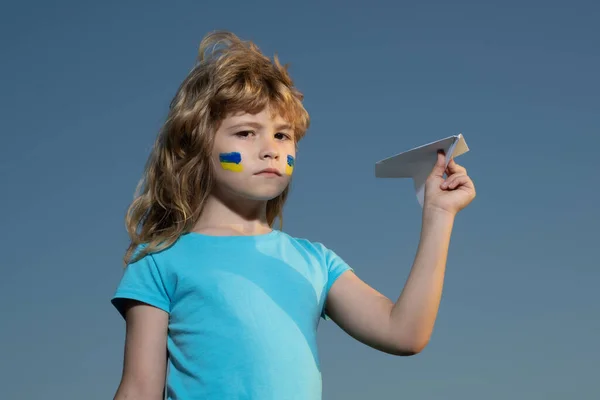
111, 250, 172, 319
321, 246, 353, 320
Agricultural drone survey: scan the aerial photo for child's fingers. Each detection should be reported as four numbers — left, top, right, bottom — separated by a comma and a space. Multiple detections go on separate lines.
446, 158, 467, 176
441, 173, 468, 189
430, 151, 447, 178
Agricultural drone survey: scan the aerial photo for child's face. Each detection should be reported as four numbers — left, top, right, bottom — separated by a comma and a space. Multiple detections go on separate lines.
211, 106, 296, 202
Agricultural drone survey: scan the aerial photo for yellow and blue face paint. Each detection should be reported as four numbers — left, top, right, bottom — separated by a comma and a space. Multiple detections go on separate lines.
219, 152, 243, 172
285, 155, 294, 176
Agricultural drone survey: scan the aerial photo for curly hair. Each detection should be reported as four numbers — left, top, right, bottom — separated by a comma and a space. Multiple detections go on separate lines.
123, 31, 310, 265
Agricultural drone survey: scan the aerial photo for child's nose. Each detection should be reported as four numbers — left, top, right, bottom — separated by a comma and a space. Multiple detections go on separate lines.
259, 138, 279, 160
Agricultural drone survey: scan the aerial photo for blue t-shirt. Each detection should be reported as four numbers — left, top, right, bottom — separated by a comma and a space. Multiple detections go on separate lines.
111, 229, 353, 400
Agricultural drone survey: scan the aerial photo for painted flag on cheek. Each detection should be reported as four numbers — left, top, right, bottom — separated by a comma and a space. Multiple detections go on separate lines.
219, 152, 243, 172
286, 155, 294, 175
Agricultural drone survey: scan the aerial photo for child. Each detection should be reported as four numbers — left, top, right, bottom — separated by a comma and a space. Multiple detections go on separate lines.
111, 31, 476, 400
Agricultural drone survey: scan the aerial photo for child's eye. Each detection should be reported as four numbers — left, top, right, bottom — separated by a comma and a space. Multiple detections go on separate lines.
235, 131, 254, 138
275, 132, 292, 141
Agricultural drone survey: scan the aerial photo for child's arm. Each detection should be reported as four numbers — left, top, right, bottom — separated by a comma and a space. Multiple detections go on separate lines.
114, 301, 169, 400
325, 153, 475, 356
325, 210, 453, 355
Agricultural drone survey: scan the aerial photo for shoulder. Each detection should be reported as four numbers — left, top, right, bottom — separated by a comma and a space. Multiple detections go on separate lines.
277, 230, 347, 266
137, 234, 202, 264
277, 230, 329, 255
120, 236, 202, 285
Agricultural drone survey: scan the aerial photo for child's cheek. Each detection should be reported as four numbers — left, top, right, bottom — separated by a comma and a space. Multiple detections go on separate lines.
219, 152, 243, 172
285, 155, 294, 176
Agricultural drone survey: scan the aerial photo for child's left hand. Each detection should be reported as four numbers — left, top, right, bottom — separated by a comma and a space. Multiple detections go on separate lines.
423, 151, 476, 216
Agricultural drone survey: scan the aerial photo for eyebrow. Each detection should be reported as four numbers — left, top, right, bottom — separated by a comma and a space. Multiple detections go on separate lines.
226, 121, 292, 132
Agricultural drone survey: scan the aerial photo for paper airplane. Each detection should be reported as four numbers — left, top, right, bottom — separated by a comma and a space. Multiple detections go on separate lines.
375, 134, 469, 206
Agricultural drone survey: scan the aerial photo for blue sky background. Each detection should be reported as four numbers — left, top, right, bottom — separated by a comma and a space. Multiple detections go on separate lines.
1, 1, 598, 398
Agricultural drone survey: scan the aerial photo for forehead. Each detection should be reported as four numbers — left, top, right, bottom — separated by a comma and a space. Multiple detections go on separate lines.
221, 107, 290, 127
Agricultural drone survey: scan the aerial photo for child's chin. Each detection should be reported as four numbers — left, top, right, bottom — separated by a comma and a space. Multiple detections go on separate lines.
242, 187, 287, 201
246, 191, 285, 202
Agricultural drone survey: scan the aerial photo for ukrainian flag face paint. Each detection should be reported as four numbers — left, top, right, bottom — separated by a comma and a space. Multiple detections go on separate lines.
285, 155, 295, 176
219, 152, 243, 172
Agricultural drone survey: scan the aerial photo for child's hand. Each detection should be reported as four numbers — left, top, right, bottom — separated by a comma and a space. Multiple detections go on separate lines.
423, 151, 476, 216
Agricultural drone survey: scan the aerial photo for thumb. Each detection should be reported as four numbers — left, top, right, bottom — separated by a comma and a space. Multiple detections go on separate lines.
429, 150, 447, 178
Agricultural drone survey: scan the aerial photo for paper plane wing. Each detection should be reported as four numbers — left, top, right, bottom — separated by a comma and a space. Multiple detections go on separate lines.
375, 134, 470, 206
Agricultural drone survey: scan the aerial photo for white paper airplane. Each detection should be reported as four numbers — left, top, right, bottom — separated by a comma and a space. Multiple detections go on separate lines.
375, 134, 470, 206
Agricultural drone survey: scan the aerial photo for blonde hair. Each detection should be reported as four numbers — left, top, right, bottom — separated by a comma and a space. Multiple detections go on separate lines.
123, 31, 309, 265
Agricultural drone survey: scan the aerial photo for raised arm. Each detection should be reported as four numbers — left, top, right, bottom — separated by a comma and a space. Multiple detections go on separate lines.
325, 153, 475, 356
325, 209, 454, 356
114, 301, 169, 400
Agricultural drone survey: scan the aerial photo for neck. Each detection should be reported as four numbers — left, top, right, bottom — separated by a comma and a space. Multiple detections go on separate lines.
192, 189, 272, 236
